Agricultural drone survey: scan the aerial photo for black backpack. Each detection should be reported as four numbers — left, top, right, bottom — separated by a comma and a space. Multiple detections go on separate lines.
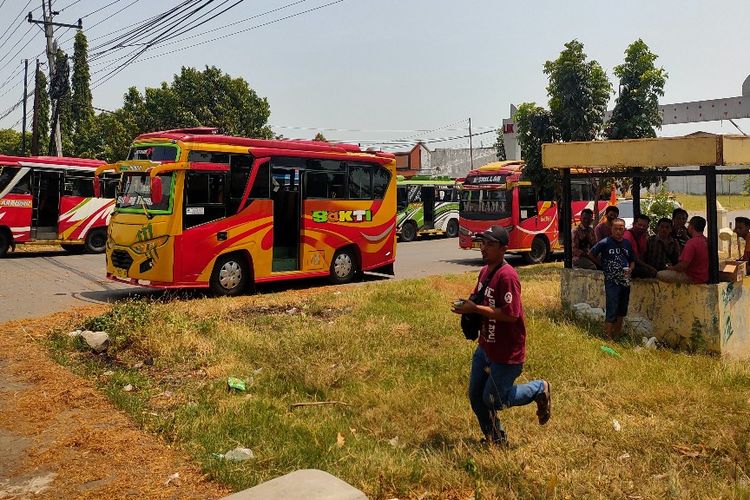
461, 263, 503, 340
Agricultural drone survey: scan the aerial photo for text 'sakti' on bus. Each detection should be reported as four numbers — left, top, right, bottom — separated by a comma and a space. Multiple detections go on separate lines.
458, 161, 611, 263
96, 128, 398, 295
396, 175, 461, 242
0, 155, 117, 257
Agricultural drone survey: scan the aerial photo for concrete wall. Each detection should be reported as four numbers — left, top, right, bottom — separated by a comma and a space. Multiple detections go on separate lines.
561, 268, 750, 358
661, 172, 749, 195
429, 147, 497, 178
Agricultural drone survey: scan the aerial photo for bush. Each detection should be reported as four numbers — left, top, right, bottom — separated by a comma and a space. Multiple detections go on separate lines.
643, 187, 677, 233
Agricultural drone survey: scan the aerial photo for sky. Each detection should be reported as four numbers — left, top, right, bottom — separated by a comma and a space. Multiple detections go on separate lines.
0, 0, 749, 152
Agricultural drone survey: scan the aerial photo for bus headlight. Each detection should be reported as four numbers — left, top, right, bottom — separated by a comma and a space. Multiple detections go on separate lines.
130, 235, 169, 255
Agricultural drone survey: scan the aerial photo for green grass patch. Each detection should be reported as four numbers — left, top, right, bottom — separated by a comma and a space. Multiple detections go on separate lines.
45, 264, 750, 498
674, 193, 750, 212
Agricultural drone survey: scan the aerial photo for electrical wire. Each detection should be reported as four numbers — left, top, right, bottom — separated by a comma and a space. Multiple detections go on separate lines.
0, 0, 34, 54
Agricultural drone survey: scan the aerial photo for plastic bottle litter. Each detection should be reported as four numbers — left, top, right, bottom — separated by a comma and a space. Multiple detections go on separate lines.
600, 346, 622, 358
612, 419, 622, 432
222, 447, 255, 461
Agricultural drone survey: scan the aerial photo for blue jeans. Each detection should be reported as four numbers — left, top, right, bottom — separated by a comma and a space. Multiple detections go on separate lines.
468, 345, 545, 440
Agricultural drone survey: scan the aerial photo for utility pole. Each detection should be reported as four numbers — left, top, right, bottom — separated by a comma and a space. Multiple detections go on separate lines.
30, 59, 41, 155
21, 59, 28, 156
468, 117, 474, 169
28, 0, 82, 157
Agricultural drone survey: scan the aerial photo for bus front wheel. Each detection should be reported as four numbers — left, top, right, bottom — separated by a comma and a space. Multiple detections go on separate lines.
524, 236, 548, 265
85, 228, 107, 254
400, 221, 417, 242
210, 254, 249, 296
446, 219, 459, 238
329, 248, 358, 284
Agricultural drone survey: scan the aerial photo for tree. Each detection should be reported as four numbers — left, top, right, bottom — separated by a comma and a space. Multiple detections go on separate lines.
544, 40, 612, 142
312, 132, 327, 141
514, 102, 560, 199
49, 48, 72, 155
0, 129, 22, 155
493, 127, 506, 160
31, 67, 49, 155
71, 30, 94, 155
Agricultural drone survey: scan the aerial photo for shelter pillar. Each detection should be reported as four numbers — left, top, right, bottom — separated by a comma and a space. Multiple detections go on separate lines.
704, 166, 719, 284
562, 168, 572, 268
632, 168, 641, 218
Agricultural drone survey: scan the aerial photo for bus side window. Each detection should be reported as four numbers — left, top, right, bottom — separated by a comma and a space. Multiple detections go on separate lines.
65, 175, 94, 197
249, 161, 270, 199
518, 186, 538, 220
184, 172, 227, 229
396, 186, 408, 211
11, 170, 31, 194
305, 160, 346, 199
348, 164, 373, 199
228, 154, 252, 214
372, 166, 390, 200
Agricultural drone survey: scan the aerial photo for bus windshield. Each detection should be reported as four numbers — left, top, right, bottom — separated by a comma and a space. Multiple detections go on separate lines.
116, 173, 173, 212
127, 145, 178, 162
460, 188, 511, 220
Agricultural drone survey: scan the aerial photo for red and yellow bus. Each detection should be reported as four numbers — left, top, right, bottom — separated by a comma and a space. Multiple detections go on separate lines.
97, 128, 397, 294
0, 155, 115, 256
458, 161, 610, 263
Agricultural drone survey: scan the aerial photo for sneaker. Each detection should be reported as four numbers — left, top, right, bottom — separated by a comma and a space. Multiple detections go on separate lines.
535, 380, 551, 425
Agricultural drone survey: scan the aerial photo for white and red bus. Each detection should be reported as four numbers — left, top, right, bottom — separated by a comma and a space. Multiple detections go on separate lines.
458, 161, 610, 263
0, 155, 116, 256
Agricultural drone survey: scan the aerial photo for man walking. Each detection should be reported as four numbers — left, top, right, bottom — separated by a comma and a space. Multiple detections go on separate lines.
451, 226, 551, 446
589, 218, 635, 339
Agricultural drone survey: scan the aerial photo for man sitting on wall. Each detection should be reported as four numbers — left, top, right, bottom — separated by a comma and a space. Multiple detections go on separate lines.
572, 208, 598, 270
734, 216, 750, 262
642, 218, 680, 275
671, 208, 690, 249
624, 214, 651, 278
594, 205, 620, 242
657, 216, 708, 284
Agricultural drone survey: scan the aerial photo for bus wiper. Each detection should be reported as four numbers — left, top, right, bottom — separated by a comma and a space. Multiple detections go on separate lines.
139, 195, 153, 220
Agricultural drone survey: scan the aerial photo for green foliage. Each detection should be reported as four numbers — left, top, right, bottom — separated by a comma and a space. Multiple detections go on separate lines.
0, 128, 28, 155
543, 39, 612, 142
643, 187, 677, 233
50, 49, 73, 155
33, 68, 50, 155
313, 132, 327, 141
514, 102, 559, 199
493, 126, 506, 161
607, 39, 668, 189
71, 30, 94, 156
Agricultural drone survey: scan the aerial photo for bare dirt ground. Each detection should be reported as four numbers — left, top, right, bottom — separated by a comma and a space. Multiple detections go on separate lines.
0, 308, 228, 499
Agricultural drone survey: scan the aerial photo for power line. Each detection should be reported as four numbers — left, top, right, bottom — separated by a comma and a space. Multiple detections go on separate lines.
0, 0, 34, 54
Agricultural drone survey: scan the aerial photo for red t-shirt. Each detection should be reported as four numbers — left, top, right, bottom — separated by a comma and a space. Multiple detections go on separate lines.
679, 234, 709, 284
624, 229, 647, 259
473, 263, 526, 364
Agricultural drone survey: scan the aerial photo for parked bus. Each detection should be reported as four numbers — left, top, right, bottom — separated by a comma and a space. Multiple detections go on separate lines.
396, 176, 460, 241
0, 155, 115, 257
96, 127, 397, 295
458, 161, 610, 263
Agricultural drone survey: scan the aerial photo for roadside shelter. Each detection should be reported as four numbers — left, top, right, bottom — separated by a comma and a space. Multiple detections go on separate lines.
542, 134, 750, 358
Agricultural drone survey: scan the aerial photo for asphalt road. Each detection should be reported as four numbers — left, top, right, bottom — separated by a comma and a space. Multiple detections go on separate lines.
0, 236, 502, 323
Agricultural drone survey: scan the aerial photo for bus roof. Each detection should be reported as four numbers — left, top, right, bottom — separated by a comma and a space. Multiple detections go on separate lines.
466, 160, 524, 177
133, 128, 396, 160
0, 155, 106, 169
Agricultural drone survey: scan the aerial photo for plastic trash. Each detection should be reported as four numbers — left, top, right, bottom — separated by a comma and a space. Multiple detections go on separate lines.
600, 346, 622, 358
612, 419, 622, 432
643, 336, 658, 350
222, 447, 255, 461
227, 377, 246, 392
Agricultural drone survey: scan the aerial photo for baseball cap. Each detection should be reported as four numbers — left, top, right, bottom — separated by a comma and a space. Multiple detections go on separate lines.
475, 225, 510, 245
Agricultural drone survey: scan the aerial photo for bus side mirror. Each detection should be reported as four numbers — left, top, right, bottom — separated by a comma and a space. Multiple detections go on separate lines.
151, 176, 163, 205
93, 177, 101, 198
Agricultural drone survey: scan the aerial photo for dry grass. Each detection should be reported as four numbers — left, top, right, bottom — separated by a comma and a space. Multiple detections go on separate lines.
43, 264, 750, 499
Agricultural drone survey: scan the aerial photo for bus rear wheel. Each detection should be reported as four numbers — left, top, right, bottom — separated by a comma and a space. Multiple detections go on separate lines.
329, 248, 358, 284
0, 230, 9, 257
400, 221, 417, 242
85, 228, 107, 254
446, 219, 459, 238
210, 254, 249, 296
524, 236, 548, 264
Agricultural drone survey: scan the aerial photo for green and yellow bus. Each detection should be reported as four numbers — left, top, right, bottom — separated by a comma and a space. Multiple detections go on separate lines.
396, 176, 460, 242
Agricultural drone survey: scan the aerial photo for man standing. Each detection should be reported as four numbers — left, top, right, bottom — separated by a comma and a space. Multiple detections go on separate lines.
734, 216, 750, 261
595, 205, 620, 242
572, 208, 598, 269
451, 226, 551, 446
589, 219, 635, 339
672, 208, 690, 249
643, 218, 680, 274
657, 216, 709, 284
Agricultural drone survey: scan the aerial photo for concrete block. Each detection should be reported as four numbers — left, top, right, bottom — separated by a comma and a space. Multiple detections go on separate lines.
222, 469, 367, 500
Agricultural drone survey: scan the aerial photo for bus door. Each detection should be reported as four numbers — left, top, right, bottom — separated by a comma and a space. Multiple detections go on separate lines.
271, 167, 301, 272
421, 186, 435, 229
517, 185, 539, 227
31, 169, 63, 239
